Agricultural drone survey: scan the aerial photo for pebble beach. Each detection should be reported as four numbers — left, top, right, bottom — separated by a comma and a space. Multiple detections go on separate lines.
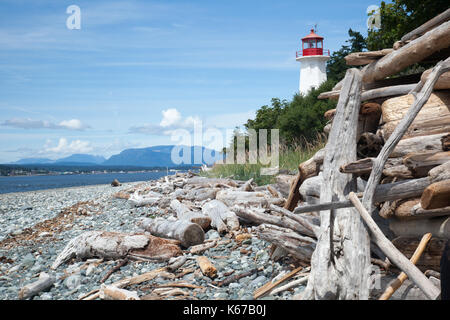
0, 176, 302, 300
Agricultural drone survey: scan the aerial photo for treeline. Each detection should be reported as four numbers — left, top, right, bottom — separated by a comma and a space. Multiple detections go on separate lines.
239, 0, 449, 147
0, 164, 198, 176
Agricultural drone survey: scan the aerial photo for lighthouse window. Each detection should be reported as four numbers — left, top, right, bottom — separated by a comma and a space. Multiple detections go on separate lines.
308, 40, 315, 48
317, 41, 322, 48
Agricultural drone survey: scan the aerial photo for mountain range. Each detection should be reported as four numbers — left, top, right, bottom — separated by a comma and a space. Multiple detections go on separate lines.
10, 145, 222, 167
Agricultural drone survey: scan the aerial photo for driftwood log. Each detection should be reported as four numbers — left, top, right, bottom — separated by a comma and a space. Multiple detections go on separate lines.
170, 199, 211, 230
362, 21, 450, 83
231, 205, 316, 238
201, 200, 240, 233
216, 190, 284, 208
389, 216, 450, 239
303, 68, 372, 300
18, 272, 56, 300
51, 231, 181, 269
400, 8, 450, 44
420, 180, 450, 210
255, 224, 316, 263
403, 151, 450, 177
139, 218, 204, 248
345, 49, 393, 66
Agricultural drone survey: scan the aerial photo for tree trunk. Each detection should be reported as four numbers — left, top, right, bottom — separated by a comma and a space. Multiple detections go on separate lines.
303, 68, 372, 300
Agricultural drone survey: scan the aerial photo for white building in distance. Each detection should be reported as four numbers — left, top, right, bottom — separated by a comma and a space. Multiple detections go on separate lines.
296, 29, 330, 95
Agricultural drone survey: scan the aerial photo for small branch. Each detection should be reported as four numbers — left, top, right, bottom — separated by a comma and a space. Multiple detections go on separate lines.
100, 258, 128, 284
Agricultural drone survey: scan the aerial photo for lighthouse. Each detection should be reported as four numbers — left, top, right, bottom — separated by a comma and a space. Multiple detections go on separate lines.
296, 29, 330, 95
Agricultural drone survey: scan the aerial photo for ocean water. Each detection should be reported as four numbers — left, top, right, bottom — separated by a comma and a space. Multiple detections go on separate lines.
0, 171, 175, 194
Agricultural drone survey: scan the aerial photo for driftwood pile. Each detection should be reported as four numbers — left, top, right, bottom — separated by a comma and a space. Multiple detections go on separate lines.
35, 172, 317, 300
283, 9, 450, 300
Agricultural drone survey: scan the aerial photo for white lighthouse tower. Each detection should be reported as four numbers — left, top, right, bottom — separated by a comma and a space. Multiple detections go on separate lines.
296, 29, 330, 95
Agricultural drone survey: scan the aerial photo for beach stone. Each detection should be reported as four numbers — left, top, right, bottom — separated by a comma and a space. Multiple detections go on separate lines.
228, 282, 241, 289
251, 275, 267, 287
206, 230, 220, 240
21, 254, 35, 268
40, 293, 52, 300
64, 275, 81, 290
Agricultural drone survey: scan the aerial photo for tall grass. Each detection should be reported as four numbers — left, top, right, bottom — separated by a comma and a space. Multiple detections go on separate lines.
202, 135, 326, 186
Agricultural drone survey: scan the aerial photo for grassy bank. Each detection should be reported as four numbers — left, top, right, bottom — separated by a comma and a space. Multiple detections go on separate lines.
202, 138, 325, 185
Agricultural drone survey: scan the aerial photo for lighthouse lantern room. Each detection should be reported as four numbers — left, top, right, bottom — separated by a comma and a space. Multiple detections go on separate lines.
296, 29, 330, 95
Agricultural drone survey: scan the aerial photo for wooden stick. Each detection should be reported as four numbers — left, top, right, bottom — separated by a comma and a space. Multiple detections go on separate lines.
253, 266, 303, 299
348, 192, 440, 300
379, 233, 432, 300
270, 275, 309, 295
197, 256, 217, 279
100, 258, 128, 284
213, 268, 261, 287
99, 284, 140, 300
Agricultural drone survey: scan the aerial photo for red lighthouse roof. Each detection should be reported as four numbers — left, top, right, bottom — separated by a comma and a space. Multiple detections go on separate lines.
302, 29, 324, 40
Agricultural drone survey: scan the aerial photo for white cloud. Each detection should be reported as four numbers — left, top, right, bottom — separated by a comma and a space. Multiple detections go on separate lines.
1, 118, 90, 131
129, 108, 254, 149
160, 108, 182, 127
43, 138, 93, 155
58, 119, 87, 130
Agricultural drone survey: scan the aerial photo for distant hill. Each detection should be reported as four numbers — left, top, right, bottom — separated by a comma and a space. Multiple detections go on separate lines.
55, 154, 106, 165
10, 145, 222, 168
102, 145, 222, 167
13, 158, 54, 165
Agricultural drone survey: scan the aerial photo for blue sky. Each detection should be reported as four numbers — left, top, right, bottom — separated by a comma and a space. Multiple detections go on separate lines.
0, 0, 379, 163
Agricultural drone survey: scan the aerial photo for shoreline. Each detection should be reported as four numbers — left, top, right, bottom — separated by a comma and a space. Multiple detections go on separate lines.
0, 171, 180, 196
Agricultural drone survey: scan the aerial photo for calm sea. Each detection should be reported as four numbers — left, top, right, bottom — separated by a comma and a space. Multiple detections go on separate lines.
0, 171, 175, 194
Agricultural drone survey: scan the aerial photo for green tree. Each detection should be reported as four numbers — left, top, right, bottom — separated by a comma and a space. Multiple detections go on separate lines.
366, 0, 450, 50
326, 29, 367, 82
